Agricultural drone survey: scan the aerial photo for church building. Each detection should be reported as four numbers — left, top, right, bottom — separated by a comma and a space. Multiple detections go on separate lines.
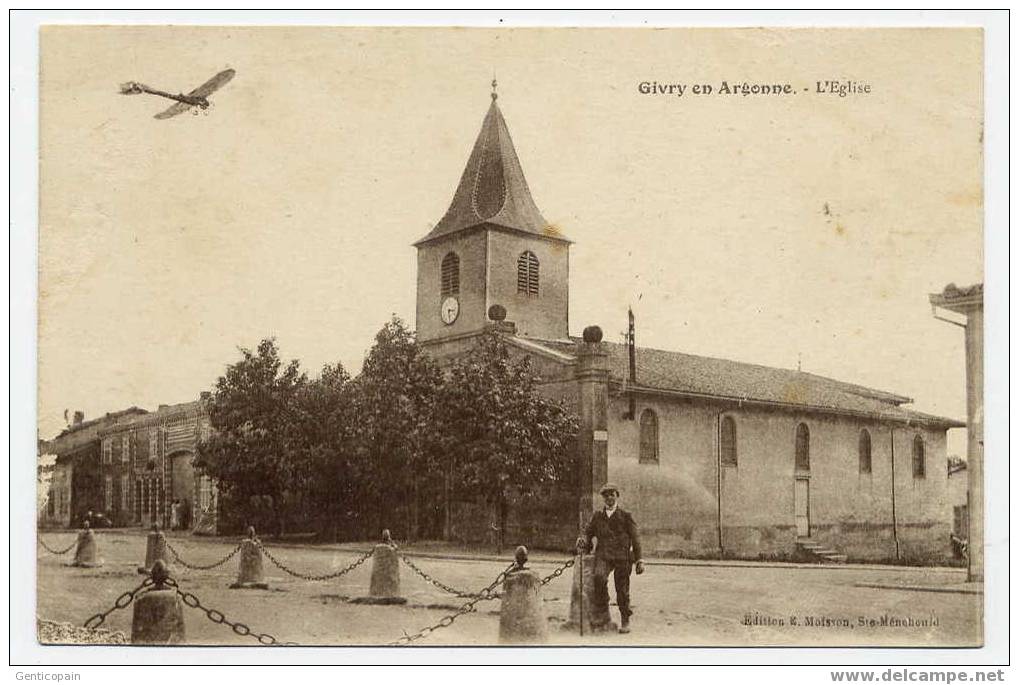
414, 86, 963, 564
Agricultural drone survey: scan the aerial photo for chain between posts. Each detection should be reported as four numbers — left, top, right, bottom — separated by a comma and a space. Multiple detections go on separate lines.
388, 562, 516, 646
165, 539, 243, 571
538, 556, 575, 585
398, 554, 497, 599
38, 536, 77, 555
255, 540, 374, 581
167, 577, 297, 646
83, 577, 154, 629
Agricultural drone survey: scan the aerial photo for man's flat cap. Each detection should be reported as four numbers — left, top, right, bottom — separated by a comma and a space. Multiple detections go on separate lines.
599, 482, 620, 495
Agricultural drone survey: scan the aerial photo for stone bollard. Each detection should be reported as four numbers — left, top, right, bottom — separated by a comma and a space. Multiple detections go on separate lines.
563, 553, 615, 633
368, 529, 405, 604
70, 521, 103, 568
131, 560, 186, 644
499, 546, 548, 644
137, 523, 171, 575
230, 527, 269, 590
352, 529, 406, 605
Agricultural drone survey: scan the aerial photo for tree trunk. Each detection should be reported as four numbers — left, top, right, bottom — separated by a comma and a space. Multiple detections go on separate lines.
498, 494, 509, 554
442, 462, 452, 540
409, 478, 419, 544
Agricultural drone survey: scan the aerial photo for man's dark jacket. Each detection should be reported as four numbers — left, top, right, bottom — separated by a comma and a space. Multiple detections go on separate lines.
584, 508, 642, 562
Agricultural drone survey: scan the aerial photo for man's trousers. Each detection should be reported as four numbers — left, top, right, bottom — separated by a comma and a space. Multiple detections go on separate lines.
592, 556, 632, 624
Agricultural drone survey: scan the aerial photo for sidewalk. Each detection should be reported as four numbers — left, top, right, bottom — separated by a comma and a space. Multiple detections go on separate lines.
96, 528, 968, 575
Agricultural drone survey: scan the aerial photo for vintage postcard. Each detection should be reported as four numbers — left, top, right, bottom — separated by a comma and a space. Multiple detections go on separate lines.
35, 25, 984, 648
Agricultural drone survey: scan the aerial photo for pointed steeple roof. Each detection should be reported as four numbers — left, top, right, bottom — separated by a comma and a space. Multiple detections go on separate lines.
416, 93, 568, 245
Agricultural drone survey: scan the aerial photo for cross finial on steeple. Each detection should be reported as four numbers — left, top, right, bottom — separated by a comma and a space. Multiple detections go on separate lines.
491, 73, 498, 101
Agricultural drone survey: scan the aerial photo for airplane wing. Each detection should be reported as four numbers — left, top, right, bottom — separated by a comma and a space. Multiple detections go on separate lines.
153, 101, 191, 120
187, 68, 236, 98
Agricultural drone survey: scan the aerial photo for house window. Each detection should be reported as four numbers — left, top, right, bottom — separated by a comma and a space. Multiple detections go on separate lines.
639, 408, 659, 464
720, 416, 737, 467
440, 252, 460, 297
198, 475, 214, 511
104, 475, 113, 511
517, 251, 539, 295
149, 430, 159, 459
859, 429, 872, 474
102, 439, 112, 464
795, 423, 810, 471
121, 435, 130, 463
120, 474, 130, 512
912, 435, 926, 478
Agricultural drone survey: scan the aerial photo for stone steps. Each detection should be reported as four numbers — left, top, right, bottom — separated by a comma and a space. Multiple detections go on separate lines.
796, 538, 847, 564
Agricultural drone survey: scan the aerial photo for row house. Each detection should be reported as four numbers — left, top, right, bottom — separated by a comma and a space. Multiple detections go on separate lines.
97, 397, 217, 533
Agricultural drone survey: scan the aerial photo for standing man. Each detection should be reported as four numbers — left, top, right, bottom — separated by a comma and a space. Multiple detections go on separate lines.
580, 482, 644, 633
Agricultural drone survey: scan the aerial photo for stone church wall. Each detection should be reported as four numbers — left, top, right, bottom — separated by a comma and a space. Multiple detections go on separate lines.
605, 394, 952, 563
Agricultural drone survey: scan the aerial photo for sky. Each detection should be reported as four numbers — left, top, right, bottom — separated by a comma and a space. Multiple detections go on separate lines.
38, 27, 982, 454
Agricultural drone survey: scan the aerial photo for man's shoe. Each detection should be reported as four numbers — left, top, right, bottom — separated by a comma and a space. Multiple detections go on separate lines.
619, 619, 631, 634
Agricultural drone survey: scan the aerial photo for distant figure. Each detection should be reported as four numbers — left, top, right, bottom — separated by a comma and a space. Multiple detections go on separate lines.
950, 532, 969, 561
181, 498, 192, 531
170, 499, 181, 530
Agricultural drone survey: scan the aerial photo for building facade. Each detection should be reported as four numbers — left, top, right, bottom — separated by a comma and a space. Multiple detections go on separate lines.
39, 408, 148, 528
97, 399, 217, 533
414, 91, 963, 563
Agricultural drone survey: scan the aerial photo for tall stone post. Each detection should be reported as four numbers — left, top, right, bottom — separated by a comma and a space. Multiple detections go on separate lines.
576, 327, 611, 526
963, 304, 984, 582
930, 284, 983, 582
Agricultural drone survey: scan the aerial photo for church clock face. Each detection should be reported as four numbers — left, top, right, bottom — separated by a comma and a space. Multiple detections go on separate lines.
440, 296, 460, 325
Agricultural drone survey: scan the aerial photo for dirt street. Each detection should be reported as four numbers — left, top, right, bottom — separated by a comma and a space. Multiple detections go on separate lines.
36, 531, 982, 647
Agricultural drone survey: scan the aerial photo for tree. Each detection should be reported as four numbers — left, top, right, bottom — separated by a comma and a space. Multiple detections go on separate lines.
435, 330, 579, 547
350, 316, 443, 541
296, 361, 361, 540
194, 338, 308, 538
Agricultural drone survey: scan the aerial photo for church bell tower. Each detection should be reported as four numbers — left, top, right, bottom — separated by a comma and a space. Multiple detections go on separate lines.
414, 82, 571, 344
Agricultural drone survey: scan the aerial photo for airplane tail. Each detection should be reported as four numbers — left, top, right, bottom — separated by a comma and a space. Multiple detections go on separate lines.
119, 81, 145, 95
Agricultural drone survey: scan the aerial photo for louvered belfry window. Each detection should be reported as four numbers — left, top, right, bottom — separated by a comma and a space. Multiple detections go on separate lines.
517, 251, 539, 295
441, 252, 460, 297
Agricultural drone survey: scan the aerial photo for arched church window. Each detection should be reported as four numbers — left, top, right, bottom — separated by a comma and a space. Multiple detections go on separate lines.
517, 251, 539, 295
859, 429, 872, 474
720, 416, 737, 467
639, 408, 659, 464
912, 434, 926, 478
441, 252, 460, 297
795, 423, 810, 471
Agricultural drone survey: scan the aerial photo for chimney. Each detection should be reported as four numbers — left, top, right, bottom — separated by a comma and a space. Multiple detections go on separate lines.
72, 410, 85, 426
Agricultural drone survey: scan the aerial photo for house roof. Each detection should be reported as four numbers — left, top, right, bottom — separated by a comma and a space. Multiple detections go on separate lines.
43, 407, 149, 456
414, 95, 568, 246
524, 337, 964, 428
98, 399, 206, 436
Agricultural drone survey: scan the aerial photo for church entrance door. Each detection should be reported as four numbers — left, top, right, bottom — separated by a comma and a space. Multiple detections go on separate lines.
794, 478, 810, 537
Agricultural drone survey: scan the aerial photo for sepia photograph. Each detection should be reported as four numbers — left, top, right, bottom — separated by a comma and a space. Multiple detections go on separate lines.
26, 21, 991, 654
